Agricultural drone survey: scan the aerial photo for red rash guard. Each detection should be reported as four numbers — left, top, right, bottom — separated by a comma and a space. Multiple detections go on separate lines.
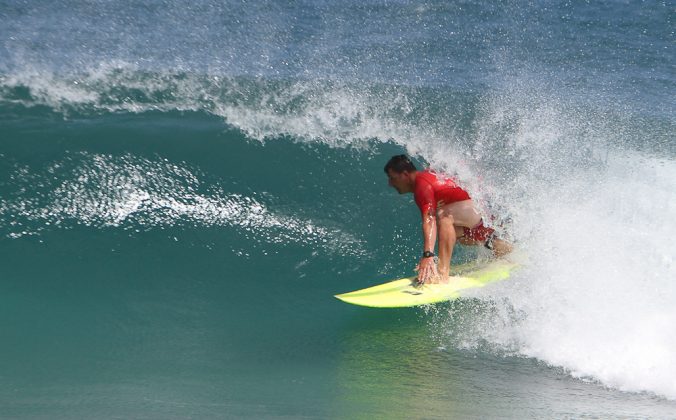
413, 170, 471, 217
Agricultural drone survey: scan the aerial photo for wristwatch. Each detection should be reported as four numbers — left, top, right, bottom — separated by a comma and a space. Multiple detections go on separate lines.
422, 251, 435, 258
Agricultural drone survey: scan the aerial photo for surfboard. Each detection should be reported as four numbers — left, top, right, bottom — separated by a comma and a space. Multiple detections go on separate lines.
335, 259, 517, 308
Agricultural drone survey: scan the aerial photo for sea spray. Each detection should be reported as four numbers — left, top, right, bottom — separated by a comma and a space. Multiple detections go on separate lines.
430, 76, 676, 399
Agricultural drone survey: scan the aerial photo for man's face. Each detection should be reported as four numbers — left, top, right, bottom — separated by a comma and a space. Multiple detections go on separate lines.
387, 169, 411, 194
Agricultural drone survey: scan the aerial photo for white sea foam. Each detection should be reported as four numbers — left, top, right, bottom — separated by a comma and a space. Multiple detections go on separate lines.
0, 63, 458, 151
503, 153, 676, 398
1, 153, 364, 256
433, 77, 676, 400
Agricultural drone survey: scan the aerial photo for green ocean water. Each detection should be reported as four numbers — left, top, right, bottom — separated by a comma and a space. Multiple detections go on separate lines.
2, 0, 676, 418
2, 111, 675, 418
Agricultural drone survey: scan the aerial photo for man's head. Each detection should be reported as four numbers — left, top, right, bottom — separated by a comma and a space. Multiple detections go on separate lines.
384, 154, 417, 194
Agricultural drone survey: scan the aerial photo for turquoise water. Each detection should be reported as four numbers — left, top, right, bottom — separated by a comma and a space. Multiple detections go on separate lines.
2, 1, 675, 418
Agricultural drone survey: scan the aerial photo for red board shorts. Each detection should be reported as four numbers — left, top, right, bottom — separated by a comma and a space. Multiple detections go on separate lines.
462, 219, 495, 244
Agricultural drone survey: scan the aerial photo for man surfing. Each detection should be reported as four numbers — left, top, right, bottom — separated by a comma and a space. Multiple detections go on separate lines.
385, 154, 512, 284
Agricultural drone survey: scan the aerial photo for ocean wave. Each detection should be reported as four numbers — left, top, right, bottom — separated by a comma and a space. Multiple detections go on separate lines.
2, 61, 675, 401
0, 63, 476, 154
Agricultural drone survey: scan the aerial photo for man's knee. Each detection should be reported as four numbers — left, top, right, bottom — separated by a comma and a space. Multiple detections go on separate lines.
437, 214, 455, 232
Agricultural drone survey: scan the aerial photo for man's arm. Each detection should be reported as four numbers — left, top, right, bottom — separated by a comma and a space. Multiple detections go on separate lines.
413, 181, 439, 284
416, 210, 438, 284
422, 210, 437, 254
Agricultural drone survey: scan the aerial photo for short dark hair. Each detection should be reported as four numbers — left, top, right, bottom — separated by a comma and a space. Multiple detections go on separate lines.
384, 154, 417, 174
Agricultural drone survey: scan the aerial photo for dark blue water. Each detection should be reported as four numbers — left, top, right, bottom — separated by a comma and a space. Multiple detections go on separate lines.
1, 1, 675, 418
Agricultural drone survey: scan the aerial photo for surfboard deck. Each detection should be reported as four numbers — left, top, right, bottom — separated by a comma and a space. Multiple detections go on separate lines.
335, 259, 517, 308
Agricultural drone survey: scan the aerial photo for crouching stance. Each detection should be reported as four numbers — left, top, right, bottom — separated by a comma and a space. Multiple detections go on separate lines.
385, 155, 512, 284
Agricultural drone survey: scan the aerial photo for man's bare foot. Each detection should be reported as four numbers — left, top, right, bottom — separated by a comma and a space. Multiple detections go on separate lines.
492, 238, 513, 257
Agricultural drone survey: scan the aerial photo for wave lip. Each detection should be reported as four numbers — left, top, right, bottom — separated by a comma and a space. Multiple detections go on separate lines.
1, 63, 466, 152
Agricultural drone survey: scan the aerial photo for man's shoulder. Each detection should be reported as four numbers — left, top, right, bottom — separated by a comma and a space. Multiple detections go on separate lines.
416, 169, 438, 182
416, 169, 464, 191
413, 171, 436, 196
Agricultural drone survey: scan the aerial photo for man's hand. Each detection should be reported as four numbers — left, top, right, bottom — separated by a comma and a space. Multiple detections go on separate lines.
415, 257, 438, 284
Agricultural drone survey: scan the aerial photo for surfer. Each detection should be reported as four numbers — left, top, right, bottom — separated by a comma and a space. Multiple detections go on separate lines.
385, 154, 512, 284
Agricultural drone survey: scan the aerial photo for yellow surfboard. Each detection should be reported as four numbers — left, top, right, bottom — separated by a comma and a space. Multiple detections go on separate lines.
335, 260, 517, 308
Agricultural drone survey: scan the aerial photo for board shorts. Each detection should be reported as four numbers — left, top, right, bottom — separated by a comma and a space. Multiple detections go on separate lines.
461, 219, 496, 249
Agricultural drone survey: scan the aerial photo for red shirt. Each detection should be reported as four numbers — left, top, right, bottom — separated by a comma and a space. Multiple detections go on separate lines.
414, 170, 471, 216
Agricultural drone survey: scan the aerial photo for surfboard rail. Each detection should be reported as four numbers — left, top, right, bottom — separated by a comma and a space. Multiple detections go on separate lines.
335, 260, 517, 308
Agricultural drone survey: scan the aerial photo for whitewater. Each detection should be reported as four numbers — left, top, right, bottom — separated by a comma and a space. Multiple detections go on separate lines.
1, 1, 674, 417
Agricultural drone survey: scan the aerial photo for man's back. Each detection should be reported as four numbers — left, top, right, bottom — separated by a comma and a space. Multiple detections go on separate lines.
413, 170, 471, 216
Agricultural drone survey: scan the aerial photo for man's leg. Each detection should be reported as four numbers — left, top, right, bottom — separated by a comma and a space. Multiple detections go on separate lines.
436, 201, 513, 276
436, 201, 481, 280
458, 225, 513, 257
436, 214, 457, 280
